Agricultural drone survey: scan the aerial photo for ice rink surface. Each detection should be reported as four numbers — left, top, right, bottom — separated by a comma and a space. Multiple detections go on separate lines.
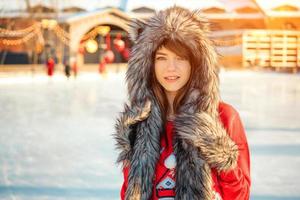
0, 70, 299, 200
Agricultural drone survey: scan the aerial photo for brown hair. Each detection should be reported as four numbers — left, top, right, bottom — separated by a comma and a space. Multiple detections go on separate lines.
150, 38, 198, 123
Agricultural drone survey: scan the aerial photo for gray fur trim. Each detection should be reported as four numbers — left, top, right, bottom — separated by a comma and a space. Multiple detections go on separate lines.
114, 100, 152, 167
175, 112, 239, 172
127, 18, 147, 44
124, 100, 162, 200
174, 139, 213, 200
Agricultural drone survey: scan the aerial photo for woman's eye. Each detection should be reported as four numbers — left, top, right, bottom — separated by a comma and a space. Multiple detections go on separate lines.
156, 56, 166, 60
177, 57, 186, 61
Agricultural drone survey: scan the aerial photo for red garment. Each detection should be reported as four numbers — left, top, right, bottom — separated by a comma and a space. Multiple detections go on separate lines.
47, 58, 55, 76
120, 102, 251, 200
99, 60, 106, 74
152, 121, 176, 199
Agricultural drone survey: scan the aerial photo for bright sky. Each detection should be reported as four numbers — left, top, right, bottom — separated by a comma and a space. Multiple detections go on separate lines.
256, 0, 300, 10
0, 0, 224, 11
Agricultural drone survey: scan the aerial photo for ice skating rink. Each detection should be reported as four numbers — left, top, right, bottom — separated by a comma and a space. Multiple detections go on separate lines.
0, 70, 299, 200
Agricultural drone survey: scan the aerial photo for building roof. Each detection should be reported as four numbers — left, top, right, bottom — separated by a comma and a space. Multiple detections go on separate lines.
255, 0, 300, 17
64, 7, 131, 24
255, 0, 300, 11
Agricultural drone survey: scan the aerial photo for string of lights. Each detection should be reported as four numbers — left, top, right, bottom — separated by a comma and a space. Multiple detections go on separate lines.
81, 28, 99, 41
0, 21, 244, 48
0, 23, 40, 37
0, 22, 71, 47
53, 25, 70, 40
36, 29, 45, 53
53, 25, 70, 46
0, 28, 40, 46
80, 26, 110, 42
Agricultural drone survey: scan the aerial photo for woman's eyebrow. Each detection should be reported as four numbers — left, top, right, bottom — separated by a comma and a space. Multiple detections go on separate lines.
156, 52, 167, 56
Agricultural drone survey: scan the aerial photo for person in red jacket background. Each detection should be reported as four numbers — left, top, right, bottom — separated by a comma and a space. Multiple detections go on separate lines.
46, 57, 55, 77
114, 6, 250, 200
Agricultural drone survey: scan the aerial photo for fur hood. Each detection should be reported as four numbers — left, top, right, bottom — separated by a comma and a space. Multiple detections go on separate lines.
114, 6, 238, 200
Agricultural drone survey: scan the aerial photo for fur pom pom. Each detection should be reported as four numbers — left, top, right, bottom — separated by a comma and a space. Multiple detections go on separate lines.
175, 112, 239, 172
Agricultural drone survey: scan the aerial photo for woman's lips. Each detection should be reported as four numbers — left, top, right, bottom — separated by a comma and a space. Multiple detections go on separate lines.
164, 76, 180, 82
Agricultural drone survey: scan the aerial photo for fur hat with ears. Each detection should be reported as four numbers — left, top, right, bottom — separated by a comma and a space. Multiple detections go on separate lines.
114, 6, 238, 200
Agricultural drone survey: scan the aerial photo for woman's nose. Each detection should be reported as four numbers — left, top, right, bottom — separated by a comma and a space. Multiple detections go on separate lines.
167, 59, 176, 71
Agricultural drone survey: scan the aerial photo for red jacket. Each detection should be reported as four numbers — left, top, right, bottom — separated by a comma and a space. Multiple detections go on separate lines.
120, 102, 251, 200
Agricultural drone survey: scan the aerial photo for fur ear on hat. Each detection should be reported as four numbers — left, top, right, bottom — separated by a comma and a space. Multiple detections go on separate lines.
128, 18, 146, 43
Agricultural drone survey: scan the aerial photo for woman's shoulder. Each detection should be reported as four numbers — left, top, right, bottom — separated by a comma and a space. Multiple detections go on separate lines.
218, 101, 239, 117
218, 101, 248, 146
218, 101, 241, 127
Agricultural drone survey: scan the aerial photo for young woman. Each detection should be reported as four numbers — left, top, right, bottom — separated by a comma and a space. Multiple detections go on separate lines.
114, 6, 250, 200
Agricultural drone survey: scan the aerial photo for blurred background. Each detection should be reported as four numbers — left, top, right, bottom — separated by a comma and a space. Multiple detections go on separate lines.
0, 0, 299, 200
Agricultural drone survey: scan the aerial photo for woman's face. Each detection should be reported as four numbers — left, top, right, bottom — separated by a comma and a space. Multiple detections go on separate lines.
154, 46, 191, 95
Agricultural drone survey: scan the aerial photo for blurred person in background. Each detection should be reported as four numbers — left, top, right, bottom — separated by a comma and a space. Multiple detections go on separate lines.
114, 6, 250, 200
70, 57, 78, 78
64, 60, 71, 78
46, 57, 55, 77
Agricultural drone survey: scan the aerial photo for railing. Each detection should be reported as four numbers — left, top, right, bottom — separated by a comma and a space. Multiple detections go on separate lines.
243, 29, 300, 72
